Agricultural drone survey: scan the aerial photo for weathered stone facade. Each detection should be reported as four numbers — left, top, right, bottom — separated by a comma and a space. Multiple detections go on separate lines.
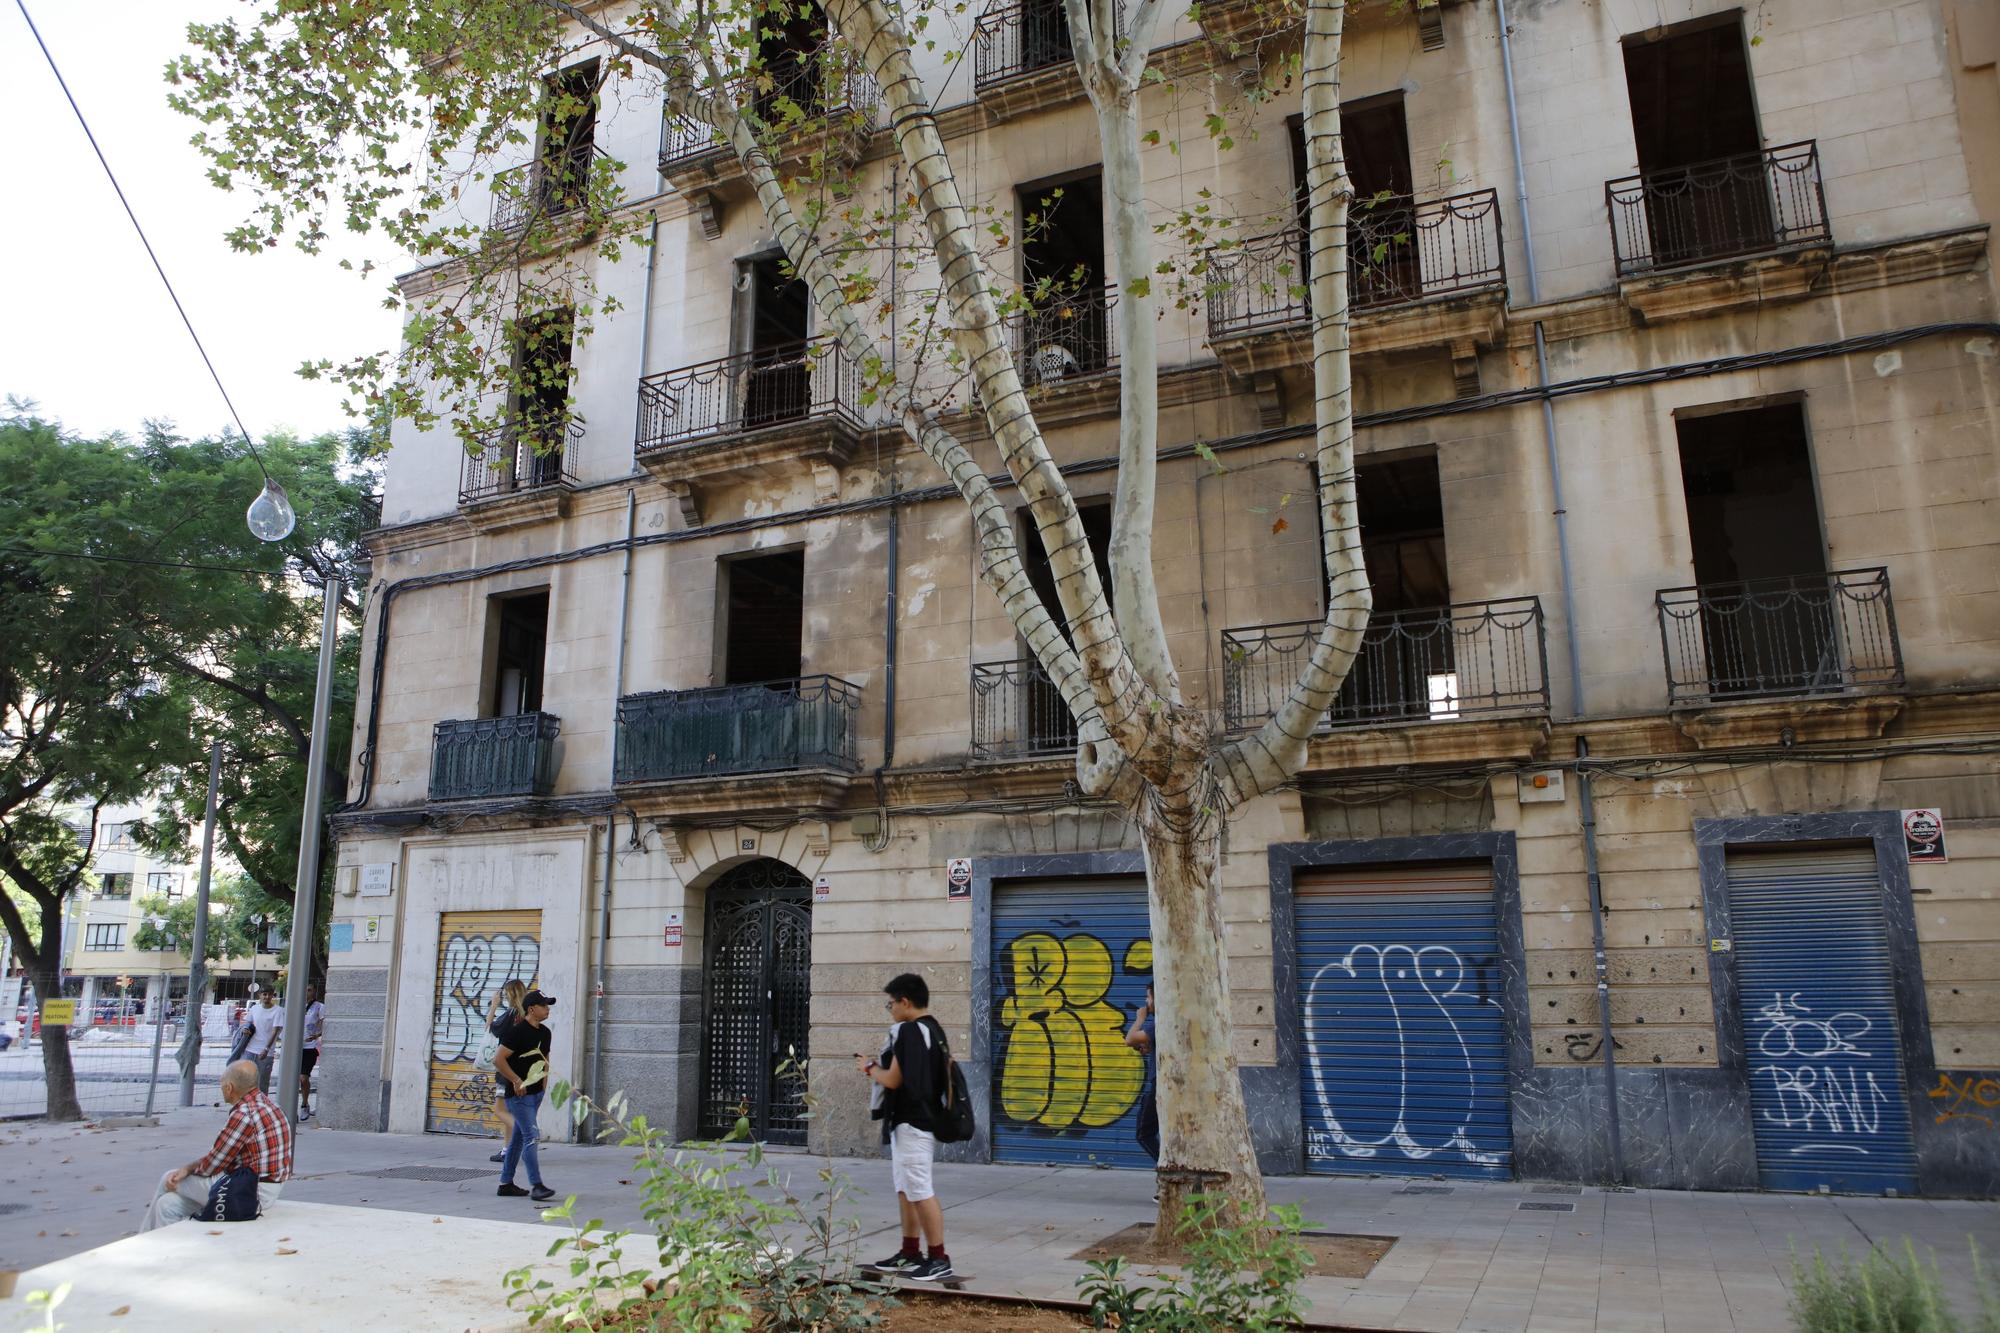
323, 0, 2000, 1196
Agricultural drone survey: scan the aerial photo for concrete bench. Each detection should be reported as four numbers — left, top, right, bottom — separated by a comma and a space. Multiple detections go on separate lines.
2, 1200, 570, 1331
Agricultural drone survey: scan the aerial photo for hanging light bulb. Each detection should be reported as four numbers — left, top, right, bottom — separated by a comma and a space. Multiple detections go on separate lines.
246, 478, 297, 542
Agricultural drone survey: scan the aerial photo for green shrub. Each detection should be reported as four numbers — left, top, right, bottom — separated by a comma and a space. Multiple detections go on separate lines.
1076, 1195, 1312, 1332
1790, 1241, 2000, 1333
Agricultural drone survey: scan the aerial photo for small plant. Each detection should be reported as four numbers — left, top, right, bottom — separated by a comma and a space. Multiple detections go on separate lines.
1076, 1194, 1313, 1332
1789, 1240, 2000, 1333
502, 1058, 894, 1332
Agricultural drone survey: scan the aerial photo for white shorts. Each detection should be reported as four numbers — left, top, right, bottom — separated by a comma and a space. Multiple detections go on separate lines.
890, 1123, 936, 1202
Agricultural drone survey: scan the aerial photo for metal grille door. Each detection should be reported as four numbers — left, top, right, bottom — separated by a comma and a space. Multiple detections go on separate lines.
1727, 848, 1916, 1194
1296, 864, 1512, 1179
427, 909, 542, 1135
990, 877, 1154, 1168
699, 860, 813, 1145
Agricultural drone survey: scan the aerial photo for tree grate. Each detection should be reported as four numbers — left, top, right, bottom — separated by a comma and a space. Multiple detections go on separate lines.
1397, 1185, 1455, 1195
1518, 1200, 1576, 1212
0, 1202, 27, 1216
351, 1165, 496, 1182
1532, 1184, 1583, 1195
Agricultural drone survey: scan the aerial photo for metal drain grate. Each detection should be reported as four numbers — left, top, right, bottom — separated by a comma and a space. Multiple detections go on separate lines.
1518, 1200, 1576, 1212
0, 1202, 28, 1216
1532, 1184, 1583, 1195
1398, 1185, 1455, 1195
352, 1164, 496, 1183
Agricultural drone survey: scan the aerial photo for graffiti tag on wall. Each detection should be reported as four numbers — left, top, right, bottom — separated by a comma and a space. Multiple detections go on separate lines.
996, 931, 1146, 1129
1303, 943, 1504, 1166
1930, 1072, 2000, 1131
1750, 992, 1890, 1154
431, 931, 541, 1063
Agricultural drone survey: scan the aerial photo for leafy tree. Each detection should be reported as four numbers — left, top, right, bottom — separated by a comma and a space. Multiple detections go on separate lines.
172, 0, 1374, 1218
0, 412, 377, 1118
132, 875, 270, 964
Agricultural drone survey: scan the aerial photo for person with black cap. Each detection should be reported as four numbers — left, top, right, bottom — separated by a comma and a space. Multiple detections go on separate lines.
494, 987, 557, 1202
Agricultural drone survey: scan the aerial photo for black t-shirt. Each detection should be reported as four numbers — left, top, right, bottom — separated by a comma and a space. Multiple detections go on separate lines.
886, 1016, 946, 1134
496, 1017, 552, 1095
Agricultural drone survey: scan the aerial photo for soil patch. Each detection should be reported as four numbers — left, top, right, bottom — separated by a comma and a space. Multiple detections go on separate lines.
1068, 1224, 1394, 1278
885, 1292, 1092, 1331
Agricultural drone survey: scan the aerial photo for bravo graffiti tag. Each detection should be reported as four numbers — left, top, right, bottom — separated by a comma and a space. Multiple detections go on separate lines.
1303, 943, 1504, 1166
1751, 992, 1889, 1153
1929, 1072, 2000, 1130
996, 931, 1146, 1130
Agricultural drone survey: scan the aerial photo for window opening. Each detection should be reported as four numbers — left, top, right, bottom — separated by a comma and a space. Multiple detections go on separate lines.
742, 254, 812, 426
1017, 173, 1107, 382
1623, 17, 1769, 265
491, 590, 551, 717
723, 551, 806, 685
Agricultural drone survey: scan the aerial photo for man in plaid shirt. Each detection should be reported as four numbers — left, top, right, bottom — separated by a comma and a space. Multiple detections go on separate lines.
142, 1060, 293, 1230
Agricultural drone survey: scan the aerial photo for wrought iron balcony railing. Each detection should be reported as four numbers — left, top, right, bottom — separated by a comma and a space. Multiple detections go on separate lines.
971, 657, 1077, 759
1222, 597, 1549, 732
460, 417, 581, 506
430, 713, 562, 801
1004, 285, 1119, 387
974, 0, 1120, 89
635, 337, 865, 455
1606, 141, 1830, 277
1206, 188, 1505, 341
614, 676, 862, 782
658, 65, 880, 176
490, 143, 612, 233
1655, 568, 1902, 708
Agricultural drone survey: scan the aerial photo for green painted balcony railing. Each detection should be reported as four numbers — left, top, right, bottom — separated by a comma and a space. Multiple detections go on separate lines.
429, 712, 562, 800
614, 676, 861, 783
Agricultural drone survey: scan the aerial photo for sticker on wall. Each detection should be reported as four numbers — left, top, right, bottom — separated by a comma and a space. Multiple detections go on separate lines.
360, 864, 395, 897
1902, 808, 1947, 864
663, 912, 684, 948
813, 874, 832, 903
362, 916, 382, 943
330, 923, 355, 953
946, 858, 973, 900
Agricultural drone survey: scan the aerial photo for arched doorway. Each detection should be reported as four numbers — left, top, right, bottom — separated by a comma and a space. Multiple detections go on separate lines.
698, 858, 813, 1145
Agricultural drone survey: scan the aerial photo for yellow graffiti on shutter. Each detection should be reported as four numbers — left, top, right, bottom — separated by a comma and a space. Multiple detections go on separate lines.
425, 909, 542, 1135
997, 932, 1144, 1129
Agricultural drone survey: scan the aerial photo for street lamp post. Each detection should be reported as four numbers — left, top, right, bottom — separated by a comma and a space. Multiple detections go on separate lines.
275, 578, 340, 1127
177, 741, 222, 1106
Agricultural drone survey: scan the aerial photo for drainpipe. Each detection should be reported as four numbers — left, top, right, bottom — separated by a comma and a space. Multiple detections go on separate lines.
1495, 0, 1585, 719
589, 490, 638, 1133
1575, 737, 1625, 1183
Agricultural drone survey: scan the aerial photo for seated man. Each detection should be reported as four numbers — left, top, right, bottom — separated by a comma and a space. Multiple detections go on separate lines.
142, 1059, 293, 1231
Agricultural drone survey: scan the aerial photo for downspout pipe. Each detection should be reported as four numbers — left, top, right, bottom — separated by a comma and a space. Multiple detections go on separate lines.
1496, 0, 1585, 719
589, 489, 638, 1136
1575, 736, 1626, 1183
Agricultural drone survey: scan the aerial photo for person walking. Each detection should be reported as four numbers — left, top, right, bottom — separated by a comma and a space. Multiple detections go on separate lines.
242, 987, 284, 1092
858, 972, 953, 1282
1127, 984, 1161, 1166
298, 983, 326, 1120
493, 988, 556, 1202
484, 980, 528, 1163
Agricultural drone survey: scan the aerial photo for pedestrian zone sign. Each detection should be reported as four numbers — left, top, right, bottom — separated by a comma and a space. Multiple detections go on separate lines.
41, 999, 76, 1026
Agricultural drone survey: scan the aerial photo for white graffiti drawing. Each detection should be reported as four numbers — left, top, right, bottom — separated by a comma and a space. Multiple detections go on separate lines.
1752, 991, 1889, 1155
430, 931, 541, 1063
1303, 943, 1503, 1167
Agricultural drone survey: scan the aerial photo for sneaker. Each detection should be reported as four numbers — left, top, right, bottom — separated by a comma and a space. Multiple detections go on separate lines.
905, 1256, 955, 1283
489, 1152, 505, 1163
497, 1183, 529, 1198
530, 1184, 556, 1202
865, 1251, 920, 1274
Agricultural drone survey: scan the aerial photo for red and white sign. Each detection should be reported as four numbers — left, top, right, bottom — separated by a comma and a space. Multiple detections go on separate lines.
813, 875, 832, 903
1902, 808, 1948, 864
662, 912, 684, 948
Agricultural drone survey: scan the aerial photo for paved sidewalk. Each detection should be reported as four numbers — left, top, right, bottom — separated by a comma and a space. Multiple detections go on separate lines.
3, 1110, 1994, 1331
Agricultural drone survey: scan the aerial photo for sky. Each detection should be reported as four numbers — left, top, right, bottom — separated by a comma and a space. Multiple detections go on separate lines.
1, 2, 406, 442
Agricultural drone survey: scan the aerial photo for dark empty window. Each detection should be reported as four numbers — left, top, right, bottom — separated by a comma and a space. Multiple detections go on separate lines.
1021, 500, 1114, 643
1623, 18, 1771, 265
513, 307, 575, 478
1020, 0, 1074, 73
1289, 97, 1417, 305
757, 3, 829, 117
491, 590, 551, 716
539, 60, 599, 212
740, 254, 812, 426
1017, 173, 1107, 382
724, 551, 806, 685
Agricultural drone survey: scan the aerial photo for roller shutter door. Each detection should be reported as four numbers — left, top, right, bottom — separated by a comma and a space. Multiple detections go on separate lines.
1727, 847, 1916, 1195
426, 909, 542, 1135
1297, 863, 1513, 1179
990, 877, 1154, 1168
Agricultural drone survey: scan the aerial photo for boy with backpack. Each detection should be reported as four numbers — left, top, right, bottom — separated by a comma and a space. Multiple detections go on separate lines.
857, 972, 957, 1281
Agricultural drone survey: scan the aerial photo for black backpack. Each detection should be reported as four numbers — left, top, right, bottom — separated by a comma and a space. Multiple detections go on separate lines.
195, 1166, 261, 1222
928, 1020, 976, 1145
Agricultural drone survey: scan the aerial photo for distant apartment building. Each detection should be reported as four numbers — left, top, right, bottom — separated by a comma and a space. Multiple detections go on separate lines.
322, 0, 2000, 1197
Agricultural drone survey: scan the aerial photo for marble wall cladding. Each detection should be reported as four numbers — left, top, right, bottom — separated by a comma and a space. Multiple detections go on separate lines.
1914, 1069, 2000, 1198
598, 964, 702, 1138
1242, 1065, 1302, 1175
1510, 1066, 1759, 1189
320, 965, 390, 1132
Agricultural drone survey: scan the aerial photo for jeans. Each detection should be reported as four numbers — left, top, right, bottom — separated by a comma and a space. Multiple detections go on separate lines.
500, 1088, 544, 1187
253, 1049, 276, 1092
1136, 1084, 1160, 1163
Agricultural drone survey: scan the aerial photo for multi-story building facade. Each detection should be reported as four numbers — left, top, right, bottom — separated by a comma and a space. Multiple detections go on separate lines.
323, 0, 2000, 1197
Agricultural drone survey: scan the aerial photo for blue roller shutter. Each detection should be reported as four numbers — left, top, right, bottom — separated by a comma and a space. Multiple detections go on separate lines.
1297, 863, 1513, 1180
990, 876, 1155, 1168
1726, 847, 1916, 1195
